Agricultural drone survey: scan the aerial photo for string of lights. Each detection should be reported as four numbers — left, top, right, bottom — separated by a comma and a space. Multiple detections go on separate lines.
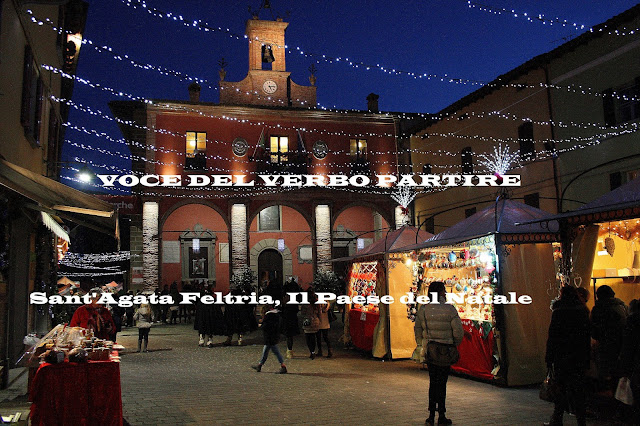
62, 251, 134, 262
57, 90, 640, 164
115, 0, 640, 103
465, 0, 588, 30
57, 271, 126, 277
466, 0, 640, 36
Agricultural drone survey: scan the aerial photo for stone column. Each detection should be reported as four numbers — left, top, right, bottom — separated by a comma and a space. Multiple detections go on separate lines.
230, 203, 248, 275
142, 201, 159, 290
315, 204, 332, 272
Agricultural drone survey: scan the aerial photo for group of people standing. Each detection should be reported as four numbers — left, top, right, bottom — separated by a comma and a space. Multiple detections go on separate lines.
193, 283, 257, 347
251, 279, 336, 374
545, 284, 638, 425
411, 281, 639, 426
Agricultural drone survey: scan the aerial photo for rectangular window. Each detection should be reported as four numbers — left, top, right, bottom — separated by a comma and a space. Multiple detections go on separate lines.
185, 131, 206, 170
47, 106, 61, 178
610, 172, 623, 190
350, 139, 367, 158
21, 45, 43, 146
518, 122, 535, 160
423, 216, 435, 234
258, 205, 281, 231
603, 77, 640, 126
269, 136, 288, 163
461, 147, 473, 174
523, 192, 540, 209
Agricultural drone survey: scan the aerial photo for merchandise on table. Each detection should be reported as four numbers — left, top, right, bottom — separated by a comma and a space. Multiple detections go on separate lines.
406, 238, 498, 324
29, 324, 120, 365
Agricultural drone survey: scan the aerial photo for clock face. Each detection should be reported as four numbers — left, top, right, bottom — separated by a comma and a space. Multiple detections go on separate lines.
312, 140, 329, 159
262, 80, 277, 94
232, 138, 249, 157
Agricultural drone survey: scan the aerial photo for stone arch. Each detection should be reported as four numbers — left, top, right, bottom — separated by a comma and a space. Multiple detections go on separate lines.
159, 201, 230, 289
332, 201, 393, 232
159, 199, 230, 231
249, 239, 293, 283
247, 200, 314, 233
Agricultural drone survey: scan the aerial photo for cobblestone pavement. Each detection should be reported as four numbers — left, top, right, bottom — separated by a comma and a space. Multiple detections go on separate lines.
116, 322, 626, 426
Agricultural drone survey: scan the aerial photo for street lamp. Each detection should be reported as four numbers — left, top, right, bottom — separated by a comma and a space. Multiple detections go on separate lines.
77, 165, 93, 183
55, 161, 95, 184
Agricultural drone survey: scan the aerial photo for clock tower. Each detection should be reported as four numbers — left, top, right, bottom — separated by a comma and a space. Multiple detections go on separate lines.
219, 17, 317, 108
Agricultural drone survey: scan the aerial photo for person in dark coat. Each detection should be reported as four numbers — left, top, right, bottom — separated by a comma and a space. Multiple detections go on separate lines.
194, 284, 225, 347
544, 285, 591, 426
620, 299, 640, 425
223, 286, 258, 346
591, 284, 627, 391
160, 284, 170, 323
281, 278, 301, 358
251, 304, 287, 373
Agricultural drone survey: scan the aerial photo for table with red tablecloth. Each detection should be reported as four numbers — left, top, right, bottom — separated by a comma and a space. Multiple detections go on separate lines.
349, 309, 380, 351
451, 319, 496, 380
30, 360, 123, 426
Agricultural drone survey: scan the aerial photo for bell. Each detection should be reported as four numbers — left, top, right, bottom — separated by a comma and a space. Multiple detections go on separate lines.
262, 45, 275, 63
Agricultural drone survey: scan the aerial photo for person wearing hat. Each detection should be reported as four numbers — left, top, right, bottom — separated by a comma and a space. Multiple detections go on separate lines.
591, 284, 628, 394
70, 288, 116, 341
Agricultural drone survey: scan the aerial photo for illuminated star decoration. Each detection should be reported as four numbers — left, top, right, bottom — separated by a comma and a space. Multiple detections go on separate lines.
391, 186, 416, 217
478, 144, 520, 181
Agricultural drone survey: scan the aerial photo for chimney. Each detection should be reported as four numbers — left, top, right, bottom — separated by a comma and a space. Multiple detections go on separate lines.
188, 82, 201, 102
366, 93, 379, 113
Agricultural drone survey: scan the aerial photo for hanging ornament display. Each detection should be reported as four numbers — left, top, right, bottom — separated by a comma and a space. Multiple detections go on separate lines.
604, 236, 615, 257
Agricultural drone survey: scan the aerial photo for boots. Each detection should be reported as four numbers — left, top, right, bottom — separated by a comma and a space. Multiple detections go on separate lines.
137, 340, 142, 353
286, 349, 293, 359
251, 364, 262, 372
207, 336, 213, 348
278, 365, 287, 374
198, 334, 205, 347
142, 340, 148, 353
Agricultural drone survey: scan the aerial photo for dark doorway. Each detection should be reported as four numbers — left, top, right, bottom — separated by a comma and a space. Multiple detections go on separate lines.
332, 245, 350, 280
258, 249, 283, 293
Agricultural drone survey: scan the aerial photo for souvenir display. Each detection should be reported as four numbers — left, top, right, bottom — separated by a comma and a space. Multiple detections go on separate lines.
28, 324, 121, 365
348, 261, 379, 313
406, 237, 498, 323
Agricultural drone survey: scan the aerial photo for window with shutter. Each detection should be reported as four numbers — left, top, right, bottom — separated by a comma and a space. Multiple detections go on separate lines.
518, 122, 535, 161
461, 147, 473, 174
21, 45, 43, 147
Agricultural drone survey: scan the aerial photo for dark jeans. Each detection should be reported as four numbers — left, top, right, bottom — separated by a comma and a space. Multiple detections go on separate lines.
138, 328, 150, 342
316, 329, 330, 353
305, 333, 316, 354
427, 363, 450, 414
550, 369, 586, 426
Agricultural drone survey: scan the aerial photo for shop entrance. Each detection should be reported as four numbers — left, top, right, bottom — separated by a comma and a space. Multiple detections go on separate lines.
258, 248, 283, 292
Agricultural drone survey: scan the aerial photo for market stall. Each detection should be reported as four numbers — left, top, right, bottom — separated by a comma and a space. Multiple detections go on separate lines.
528, 176, 640, 308
343, 226, 433, 356
390, 199, 560, 386
27, 324, 123, 425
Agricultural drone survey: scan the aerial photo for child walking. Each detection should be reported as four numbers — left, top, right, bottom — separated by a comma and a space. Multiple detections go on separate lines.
133, 303, 153, 352
252, 305, 287, 374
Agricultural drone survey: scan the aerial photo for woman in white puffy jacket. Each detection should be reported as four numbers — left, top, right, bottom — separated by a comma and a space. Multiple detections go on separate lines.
414, 281, 463, 426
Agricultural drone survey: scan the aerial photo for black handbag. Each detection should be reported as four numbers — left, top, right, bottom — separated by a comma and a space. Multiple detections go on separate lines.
426, 341, 460, 366
327, 309, 337, 323
539, 368, 562, 403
